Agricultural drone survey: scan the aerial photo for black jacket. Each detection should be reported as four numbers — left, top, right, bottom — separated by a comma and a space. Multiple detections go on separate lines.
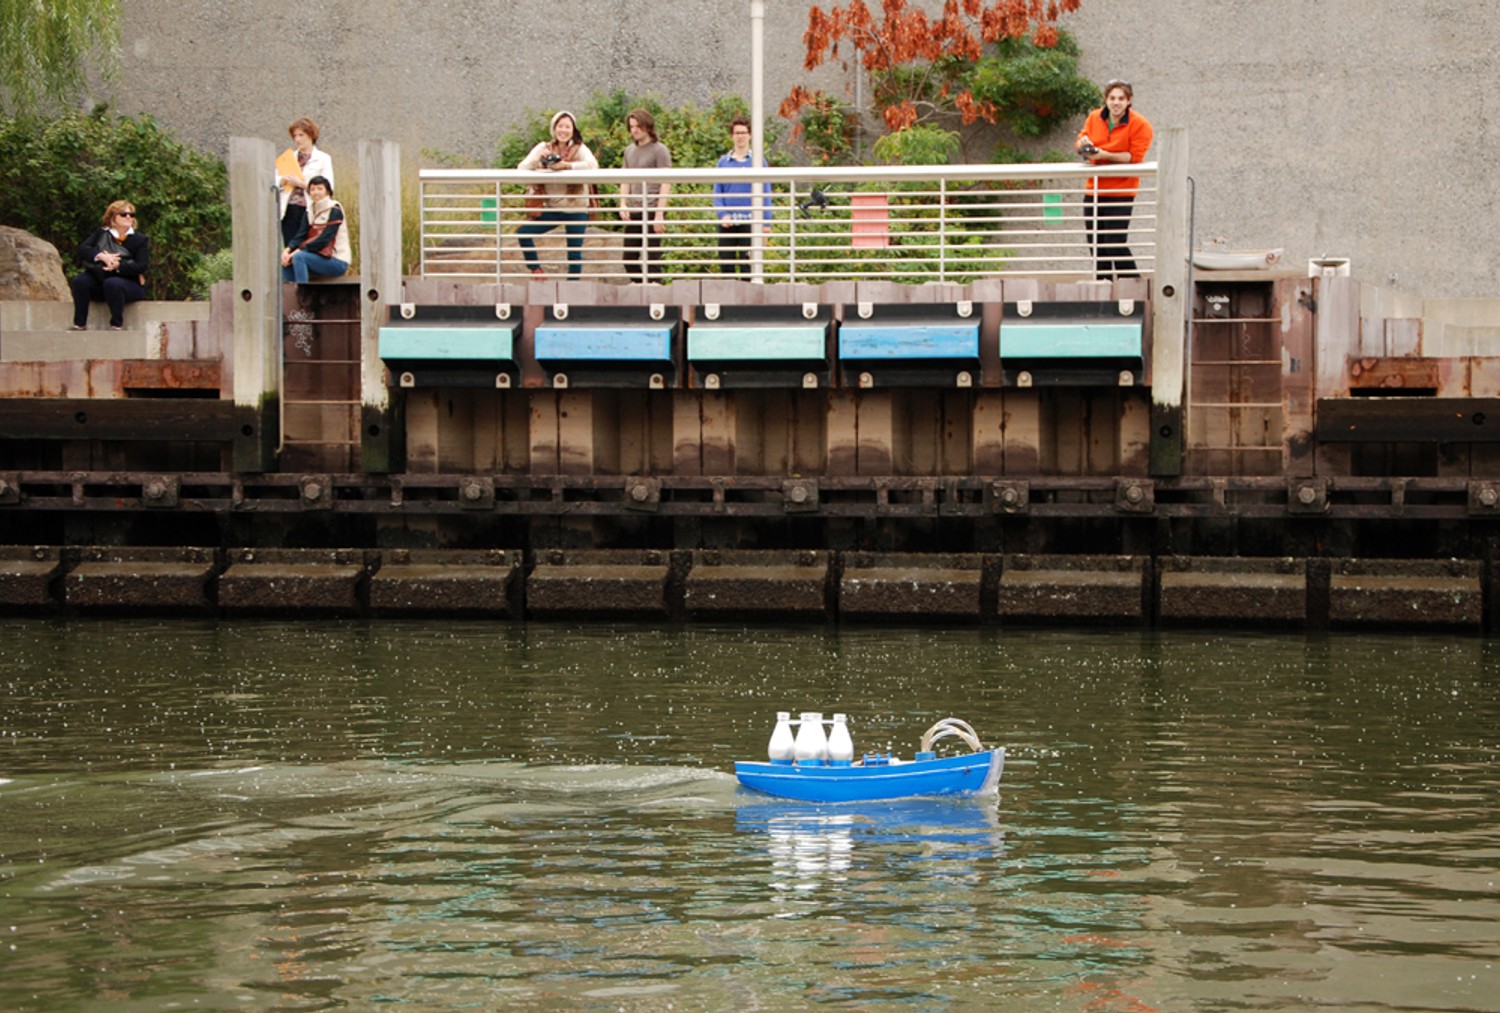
76, 228, 151, 285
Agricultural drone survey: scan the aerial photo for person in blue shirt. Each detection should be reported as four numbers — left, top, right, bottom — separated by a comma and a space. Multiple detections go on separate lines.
711, 115, 765, 275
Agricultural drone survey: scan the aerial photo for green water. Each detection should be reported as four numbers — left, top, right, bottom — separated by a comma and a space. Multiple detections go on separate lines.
1, 620, 1496, 1011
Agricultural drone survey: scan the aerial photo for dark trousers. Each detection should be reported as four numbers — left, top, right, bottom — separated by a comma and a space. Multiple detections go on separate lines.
1083, 194, 1138, 279
621, 212, 663, 282
718, 222, 750, 275
70, 272, 147, 327
281, 203, 308, 247
518, 210, 589, 276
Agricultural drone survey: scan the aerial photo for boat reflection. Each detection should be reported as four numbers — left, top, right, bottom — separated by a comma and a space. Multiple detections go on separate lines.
736, 797, 1005, 892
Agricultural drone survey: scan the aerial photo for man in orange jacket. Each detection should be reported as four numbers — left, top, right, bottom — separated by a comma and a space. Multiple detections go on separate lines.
1075, 79, 1154, 279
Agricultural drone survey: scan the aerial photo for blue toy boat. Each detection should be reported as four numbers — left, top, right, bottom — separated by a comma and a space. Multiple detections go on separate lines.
735, 717, 1004, 803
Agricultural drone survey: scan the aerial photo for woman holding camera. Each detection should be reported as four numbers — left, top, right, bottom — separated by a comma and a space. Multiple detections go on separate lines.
517, 111, 598, 278
1075, 79, 1153, 280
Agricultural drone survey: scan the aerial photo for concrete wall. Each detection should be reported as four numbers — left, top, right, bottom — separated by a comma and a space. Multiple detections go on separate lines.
106, 0, 1498, 300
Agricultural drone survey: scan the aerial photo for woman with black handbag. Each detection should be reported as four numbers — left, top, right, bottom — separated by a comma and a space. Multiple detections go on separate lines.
68, 200, 150, 331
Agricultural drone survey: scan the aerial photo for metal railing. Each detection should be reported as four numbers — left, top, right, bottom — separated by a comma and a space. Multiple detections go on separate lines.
418, 162, 1156, 284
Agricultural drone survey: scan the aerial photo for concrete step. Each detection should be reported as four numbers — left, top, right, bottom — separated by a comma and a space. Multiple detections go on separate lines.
1, 299, 210, 332
1, 327, 151, 362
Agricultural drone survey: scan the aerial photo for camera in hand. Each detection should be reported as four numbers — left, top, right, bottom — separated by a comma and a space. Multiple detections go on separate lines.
540, 153, 562, 167
1078, 141, 1100, 158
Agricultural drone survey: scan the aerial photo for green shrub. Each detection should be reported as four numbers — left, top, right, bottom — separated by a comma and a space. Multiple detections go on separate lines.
0, 106, 229, 300
185, 248, 233, 300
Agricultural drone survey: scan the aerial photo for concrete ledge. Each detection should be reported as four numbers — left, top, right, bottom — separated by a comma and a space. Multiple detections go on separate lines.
218, 548, 368, 614
527, 549, 673, 618
1, 299, 210, 331
64, 547, 215, 610
1329, 559, 1481, 628
839, 552, 981, 621
685, 550, 829, 618
999, 555, 1146, 623
370, 549, 521, 615
3, 329, 152, 362
0, 546, 62, 606
1159, 557, 1306, 624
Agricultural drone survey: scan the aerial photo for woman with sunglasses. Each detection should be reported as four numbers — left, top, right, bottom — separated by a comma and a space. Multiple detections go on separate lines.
69, 200, 150, 331
1075, 79, 1153, 280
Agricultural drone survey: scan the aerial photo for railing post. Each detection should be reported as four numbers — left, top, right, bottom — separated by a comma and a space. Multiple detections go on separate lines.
787, 181, 798, 283
359, 139, 403, 472
938, 178, 948, 282
229, 135, 280, 473
1149, 127, 1188, 477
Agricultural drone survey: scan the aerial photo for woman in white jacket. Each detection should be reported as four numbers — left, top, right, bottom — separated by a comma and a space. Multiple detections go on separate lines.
276, 116, 334, 247
517, 110, 598, 277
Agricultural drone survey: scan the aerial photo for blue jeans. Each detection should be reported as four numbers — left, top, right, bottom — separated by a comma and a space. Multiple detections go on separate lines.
518, 210, 588, 275
282, 251, 348, 283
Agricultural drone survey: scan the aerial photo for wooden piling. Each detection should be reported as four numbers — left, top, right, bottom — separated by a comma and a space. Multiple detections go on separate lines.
228, 136, 281, 472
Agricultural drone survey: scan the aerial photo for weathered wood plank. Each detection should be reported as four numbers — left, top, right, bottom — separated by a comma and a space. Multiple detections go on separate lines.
0, 398, 236, 439
1316, 397, 1500, 442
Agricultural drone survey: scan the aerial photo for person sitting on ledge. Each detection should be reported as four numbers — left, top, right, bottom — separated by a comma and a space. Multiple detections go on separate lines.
69, 200, 150, 331
280, 175, 350, 283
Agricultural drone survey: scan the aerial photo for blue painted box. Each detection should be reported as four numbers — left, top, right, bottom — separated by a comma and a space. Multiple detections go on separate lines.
534, 326, 675, 362
839, 323, 980, 360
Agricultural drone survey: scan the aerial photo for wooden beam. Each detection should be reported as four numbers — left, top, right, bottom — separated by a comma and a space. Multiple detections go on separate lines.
1316, 397, 1500, 442
0, 399, 237, 440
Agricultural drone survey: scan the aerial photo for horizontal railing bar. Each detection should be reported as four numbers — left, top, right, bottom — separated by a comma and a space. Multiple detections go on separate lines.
421, 162, 1158, 186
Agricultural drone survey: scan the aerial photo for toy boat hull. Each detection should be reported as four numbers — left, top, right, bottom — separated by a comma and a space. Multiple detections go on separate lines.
1191, 248, 1283, 270
734, 748, 1004, 802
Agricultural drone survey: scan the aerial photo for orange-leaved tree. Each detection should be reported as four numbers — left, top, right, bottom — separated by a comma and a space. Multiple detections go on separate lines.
780, 0, 1094, 164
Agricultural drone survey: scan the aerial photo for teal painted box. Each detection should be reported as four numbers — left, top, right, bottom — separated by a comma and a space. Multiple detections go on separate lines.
379, 326, 515, 361
1000, 323, 1141, 359
688, 325, 826, 362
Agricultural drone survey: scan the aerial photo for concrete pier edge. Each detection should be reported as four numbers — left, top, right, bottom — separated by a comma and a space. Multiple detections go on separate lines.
0, 546, 1483, 630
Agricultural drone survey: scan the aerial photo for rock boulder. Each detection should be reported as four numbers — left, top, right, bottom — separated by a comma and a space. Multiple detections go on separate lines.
0, 226, 70, 301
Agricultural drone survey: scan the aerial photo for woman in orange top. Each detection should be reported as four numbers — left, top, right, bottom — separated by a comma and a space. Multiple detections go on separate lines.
1075, 79, 1153, 279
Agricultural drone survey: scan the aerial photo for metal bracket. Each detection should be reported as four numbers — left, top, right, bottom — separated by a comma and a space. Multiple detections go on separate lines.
1287, 477, 1329, 515
399, 303, 415, 320
299, 475, 333, 510
1468, 480, 1500, 515
782, 478, 819, 513
459, 477, 495, 510
989, 480, 1030, 515
624, 477, 661, 512
495, 303, 511, 320
140, 475, 180, 508
704, 303, 720, 321
1114, 478, 1155, 514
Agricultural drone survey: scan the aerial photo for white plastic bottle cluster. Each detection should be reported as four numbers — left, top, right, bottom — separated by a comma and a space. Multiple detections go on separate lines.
769, 712, 854, 766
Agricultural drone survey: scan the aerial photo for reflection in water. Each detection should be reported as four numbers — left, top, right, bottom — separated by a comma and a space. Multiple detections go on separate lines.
738, 799, 1004, 899
0, 620, 1497, 1011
